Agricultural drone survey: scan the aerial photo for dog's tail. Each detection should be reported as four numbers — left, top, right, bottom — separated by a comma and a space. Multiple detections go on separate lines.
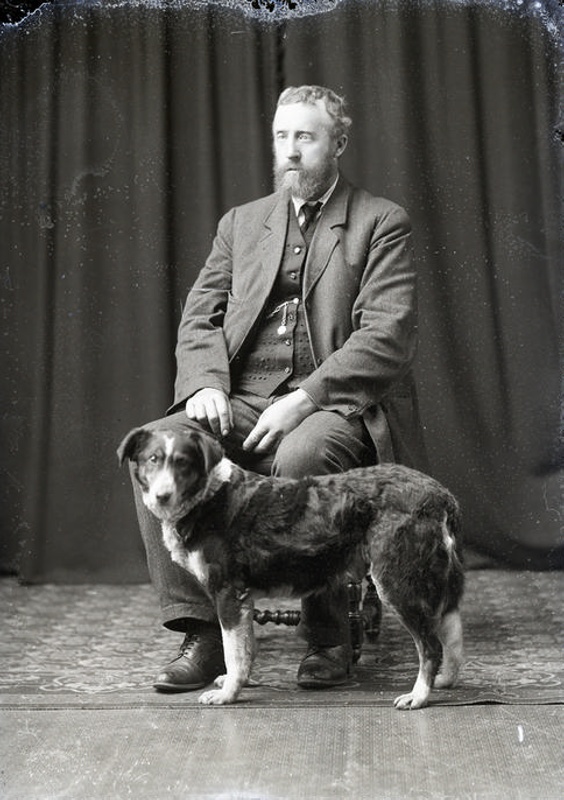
437, 493, 465, 613
403, 491, 464, 616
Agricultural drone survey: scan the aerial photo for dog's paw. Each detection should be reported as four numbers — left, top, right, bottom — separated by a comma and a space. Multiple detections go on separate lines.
214, 673, 257, 689
433, 672, 454, 689
198, 688, 236, 706
393, 691, 429, 710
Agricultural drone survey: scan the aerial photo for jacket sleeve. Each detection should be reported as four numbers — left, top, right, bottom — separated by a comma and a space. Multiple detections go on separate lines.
299, 204, 417, 416
170, 208, 236, 411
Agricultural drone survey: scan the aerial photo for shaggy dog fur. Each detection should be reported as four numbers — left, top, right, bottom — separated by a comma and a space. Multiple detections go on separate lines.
119, 424, 464, 707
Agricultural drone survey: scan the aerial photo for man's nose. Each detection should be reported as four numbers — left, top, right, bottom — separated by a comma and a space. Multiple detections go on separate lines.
283, 137, 301, 159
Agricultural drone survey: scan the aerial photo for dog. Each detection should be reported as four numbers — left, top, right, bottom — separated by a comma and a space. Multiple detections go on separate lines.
118, 424, 464, 708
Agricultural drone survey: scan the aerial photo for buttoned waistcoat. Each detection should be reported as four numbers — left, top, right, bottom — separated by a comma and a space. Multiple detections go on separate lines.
170, 176, 428, 470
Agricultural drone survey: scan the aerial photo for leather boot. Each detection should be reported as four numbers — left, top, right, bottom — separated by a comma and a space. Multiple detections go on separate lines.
154, 625, 225, 692
297, 644, 351, 688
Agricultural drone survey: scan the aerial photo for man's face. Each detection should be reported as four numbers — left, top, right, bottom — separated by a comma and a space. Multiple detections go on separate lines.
272, 100, 346, 200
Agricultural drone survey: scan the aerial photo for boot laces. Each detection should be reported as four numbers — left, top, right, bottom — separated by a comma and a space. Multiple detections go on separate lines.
178, 632, 201, 657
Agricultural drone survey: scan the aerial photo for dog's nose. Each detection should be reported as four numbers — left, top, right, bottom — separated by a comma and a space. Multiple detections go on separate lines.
156, 491, 172, 505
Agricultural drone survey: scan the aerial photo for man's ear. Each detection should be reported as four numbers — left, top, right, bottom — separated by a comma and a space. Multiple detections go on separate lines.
117, 427, 151, 465
335, 134, 348, 158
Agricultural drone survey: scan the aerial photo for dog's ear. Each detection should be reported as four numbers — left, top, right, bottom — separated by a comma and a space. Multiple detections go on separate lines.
117, 427, 152, 466
196, 430, 224, 475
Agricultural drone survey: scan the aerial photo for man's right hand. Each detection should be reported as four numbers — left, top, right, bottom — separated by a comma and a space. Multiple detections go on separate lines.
185, 388, 233, 438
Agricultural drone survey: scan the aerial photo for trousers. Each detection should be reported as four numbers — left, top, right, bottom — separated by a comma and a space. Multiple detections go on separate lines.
131, 391, 374, 647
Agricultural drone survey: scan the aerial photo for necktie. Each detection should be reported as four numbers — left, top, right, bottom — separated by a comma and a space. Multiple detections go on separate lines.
299, 201, 322, 239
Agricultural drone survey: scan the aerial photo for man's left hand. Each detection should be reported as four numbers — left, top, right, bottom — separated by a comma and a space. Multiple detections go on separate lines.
242, 389, 317, 454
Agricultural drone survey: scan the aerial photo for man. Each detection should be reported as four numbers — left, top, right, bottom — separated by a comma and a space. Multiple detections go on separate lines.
130, 85, 428, 692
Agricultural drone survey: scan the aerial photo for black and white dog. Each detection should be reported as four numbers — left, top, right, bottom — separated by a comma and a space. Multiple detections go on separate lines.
118, 424, 464, 707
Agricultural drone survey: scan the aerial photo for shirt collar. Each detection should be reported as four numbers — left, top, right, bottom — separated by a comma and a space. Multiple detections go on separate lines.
291, 174, 340, 217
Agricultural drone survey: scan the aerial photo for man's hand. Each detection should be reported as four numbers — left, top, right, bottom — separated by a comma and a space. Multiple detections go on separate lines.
185, 388, 233, 438
243, 389, 317, 454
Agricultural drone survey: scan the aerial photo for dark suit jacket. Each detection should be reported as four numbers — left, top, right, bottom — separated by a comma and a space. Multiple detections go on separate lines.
171, 176, 428, 469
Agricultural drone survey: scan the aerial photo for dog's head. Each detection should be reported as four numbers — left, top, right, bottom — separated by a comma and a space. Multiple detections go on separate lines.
117, 425, 225, 522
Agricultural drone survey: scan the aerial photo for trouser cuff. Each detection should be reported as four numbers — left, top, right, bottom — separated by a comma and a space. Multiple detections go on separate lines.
161, 602, 219, 631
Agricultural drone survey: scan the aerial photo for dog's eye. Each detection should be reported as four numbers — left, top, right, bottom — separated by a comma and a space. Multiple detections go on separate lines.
148, 454, 161, 464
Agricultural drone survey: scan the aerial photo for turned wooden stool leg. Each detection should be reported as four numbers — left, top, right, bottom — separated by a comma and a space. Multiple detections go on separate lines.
253, 608, 302, 626
253, 577, 379, 666
348, 580, 364, 664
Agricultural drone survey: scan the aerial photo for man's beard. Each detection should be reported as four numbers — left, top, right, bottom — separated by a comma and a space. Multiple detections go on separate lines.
273, 160, 336, 200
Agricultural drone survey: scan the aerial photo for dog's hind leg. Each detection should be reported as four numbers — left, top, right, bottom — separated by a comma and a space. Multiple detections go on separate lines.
434, 609, 463, 689
198, 591, 257, 706
371, 572, 443, 710
393, 624, 443, 710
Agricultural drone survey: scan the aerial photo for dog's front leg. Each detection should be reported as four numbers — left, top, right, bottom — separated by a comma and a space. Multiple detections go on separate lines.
198, 589, 256, 706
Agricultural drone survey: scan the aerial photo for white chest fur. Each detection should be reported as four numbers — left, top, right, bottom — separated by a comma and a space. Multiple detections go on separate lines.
184, 549, 210, 586
161, 521, 209, 585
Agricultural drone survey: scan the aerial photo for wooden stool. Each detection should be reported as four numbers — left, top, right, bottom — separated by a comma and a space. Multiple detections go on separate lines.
253, 576, 382, 663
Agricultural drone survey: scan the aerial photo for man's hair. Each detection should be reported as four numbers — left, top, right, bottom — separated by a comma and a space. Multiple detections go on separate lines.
277, 86, 352, 139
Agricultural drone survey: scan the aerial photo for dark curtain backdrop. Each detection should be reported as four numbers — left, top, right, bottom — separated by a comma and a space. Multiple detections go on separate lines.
0, 0, 561, 582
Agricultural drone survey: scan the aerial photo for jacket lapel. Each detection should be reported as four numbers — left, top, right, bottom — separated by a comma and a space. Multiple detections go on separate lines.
229, 193, 288, 359
304, 177, 350, 298
245, 179, 350, 308
256, 191, 290, 299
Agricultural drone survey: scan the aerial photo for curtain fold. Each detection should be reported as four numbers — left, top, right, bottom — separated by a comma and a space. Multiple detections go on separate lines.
283, 2, 562, 564
0, 5, 281, 581
0, 1, 561, 581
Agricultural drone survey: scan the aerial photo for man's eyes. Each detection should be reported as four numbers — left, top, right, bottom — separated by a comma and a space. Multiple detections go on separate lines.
275, 132, 314, 141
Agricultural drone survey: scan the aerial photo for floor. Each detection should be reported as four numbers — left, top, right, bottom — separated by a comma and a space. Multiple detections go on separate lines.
1, 571, 563, 798
2, 706, 563, 799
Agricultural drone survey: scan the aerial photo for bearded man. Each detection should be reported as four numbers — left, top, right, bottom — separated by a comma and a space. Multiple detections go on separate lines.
128, 85, 428, 692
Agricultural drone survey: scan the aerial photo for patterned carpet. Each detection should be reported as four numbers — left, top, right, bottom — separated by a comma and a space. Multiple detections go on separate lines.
1, 571, 563, 709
